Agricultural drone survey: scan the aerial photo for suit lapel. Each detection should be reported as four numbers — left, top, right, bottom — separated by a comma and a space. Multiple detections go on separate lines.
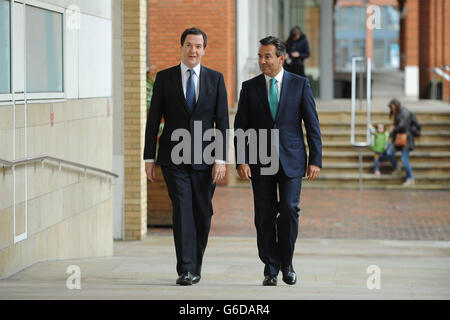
275, 71, 291, 123
194, 66, 208, 112
172, 64, 190, 116
255, 74, 274, 123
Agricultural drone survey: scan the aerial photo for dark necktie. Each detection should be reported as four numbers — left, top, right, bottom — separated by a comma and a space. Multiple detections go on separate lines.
185, 69, 195, 114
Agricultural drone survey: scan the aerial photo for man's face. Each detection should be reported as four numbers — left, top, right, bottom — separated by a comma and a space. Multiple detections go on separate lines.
258, 45, 284, 78
181, 34, 205, 68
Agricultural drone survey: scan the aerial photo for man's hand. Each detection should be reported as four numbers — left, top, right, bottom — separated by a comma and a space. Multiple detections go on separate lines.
212, 163, 226, 184
291, 51, 300, 58
306, 165, 320, 181
237, 164, 252, 181
145, 162, 156, 182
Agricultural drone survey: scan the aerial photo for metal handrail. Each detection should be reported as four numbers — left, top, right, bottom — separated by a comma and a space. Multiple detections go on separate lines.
0, 155, 118, 178
431, 65, 450, 100
350, 57, 372, 191
350, 57, 372, 147
432, 66, 450, 82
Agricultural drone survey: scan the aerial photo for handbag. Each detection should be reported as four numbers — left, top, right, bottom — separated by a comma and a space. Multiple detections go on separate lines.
395, 132, 407, 147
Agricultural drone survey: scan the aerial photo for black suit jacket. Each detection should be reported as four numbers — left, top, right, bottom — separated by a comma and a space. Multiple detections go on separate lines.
144, 64, 229, 170
234, 70, 322, 178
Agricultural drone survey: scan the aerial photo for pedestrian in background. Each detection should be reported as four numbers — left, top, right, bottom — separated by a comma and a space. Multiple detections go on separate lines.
376, 98, 416, 187
283, 26, 310, 77
370, 123, 389, 176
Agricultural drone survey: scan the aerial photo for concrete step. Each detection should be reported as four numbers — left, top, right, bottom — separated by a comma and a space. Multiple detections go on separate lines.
228, 171, 450, 190
227, 105, 450, 190
322, 151, 450, 163
308, 173, 450, 186
320, 162, 450, 175
316, 121, 450, 131
318, 111, 450, 122
316, 141, 450, 152
314, 130, 450, 143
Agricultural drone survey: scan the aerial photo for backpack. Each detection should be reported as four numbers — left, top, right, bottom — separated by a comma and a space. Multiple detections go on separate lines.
409, 112, 421, 137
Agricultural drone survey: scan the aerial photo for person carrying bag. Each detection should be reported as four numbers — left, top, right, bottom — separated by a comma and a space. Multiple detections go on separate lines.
377, 99, 417, 187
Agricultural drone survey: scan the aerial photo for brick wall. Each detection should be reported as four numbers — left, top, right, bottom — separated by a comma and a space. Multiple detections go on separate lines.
148, 0, 236, 106
305, 6, 320, 69
418, 0, 450, 101
123, 0, 148, 240
445, 0, 450, 102
404, 0, 419, 67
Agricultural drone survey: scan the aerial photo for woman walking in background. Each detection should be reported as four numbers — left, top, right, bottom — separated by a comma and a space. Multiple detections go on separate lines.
284, 26, 310, 77
378, 98, 416, 187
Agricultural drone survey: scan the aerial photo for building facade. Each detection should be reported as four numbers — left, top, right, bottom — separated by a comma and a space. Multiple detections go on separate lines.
0, 0, 114, 279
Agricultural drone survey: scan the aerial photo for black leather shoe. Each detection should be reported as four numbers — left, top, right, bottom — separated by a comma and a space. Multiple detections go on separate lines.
262, 275, 278, 286
282, 265, 297, 285
192, 274, 201, 284
176, 272, 194, 286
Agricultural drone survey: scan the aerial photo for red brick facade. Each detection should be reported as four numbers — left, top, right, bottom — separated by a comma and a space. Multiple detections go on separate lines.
400, 0, 450, 102
419, 0, 450, 102
148, 0, 236, 106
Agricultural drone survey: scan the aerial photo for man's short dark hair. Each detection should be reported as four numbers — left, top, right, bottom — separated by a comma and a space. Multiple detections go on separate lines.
259, 36, 286, 57
180, 27, 207, 48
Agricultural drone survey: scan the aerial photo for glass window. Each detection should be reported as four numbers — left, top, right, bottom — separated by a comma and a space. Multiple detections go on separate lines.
373, 39, 385, 69
26, 5, 63, 93
385, 6, 400, 31
335, 7, 351, 32
389, 41, 400, 68
352, 39, 365, 62
352, 7, 366, 31
0, 0, 11, 94
335, 39, 349, 70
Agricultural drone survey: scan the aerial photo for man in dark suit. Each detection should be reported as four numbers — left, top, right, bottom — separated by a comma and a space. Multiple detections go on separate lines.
144, 28, 229, 286
234, 36, 322, 286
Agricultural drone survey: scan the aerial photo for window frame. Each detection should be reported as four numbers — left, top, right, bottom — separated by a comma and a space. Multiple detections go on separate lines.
0, 0, 66, 103
0, 0, 12, 101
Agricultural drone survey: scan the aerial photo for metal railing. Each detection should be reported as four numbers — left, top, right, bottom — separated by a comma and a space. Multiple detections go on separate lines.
350, 57, 372, 191
431, 65, 450, 100
0, 155, 118, 178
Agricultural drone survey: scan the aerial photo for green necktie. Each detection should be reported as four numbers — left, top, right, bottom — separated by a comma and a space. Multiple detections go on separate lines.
269, 78, 278, 120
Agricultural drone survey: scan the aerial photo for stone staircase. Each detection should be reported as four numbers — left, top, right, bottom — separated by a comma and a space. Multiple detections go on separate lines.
227, 101, 450, 190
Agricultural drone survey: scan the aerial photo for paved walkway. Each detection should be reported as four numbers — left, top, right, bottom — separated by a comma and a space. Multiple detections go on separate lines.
150, 187, 450, 241
1, 187, 449, 300
0, 236, 449, 300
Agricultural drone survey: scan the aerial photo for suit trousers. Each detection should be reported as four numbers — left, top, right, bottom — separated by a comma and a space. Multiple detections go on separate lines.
161, 165, 215, 276
250, 164, 302, 276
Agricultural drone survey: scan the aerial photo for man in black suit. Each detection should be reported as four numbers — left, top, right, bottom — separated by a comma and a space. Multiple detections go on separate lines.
234, 36, 322, 286
144, 28, 229, 285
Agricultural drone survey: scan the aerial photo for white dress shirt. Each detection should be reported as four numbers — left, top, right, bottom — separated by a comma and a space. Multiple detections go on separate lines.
263, 68, 284, 103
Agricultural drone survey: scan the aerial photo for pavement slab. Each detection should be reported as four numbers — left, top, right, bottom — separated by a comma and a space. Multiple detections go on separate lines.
0, 236, 449, 300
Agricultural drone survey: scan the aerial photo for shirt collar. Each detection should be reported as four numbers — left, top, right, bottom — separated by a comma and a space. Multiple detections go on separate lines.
181, 61, 201, 77
264, 68, 284, 84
